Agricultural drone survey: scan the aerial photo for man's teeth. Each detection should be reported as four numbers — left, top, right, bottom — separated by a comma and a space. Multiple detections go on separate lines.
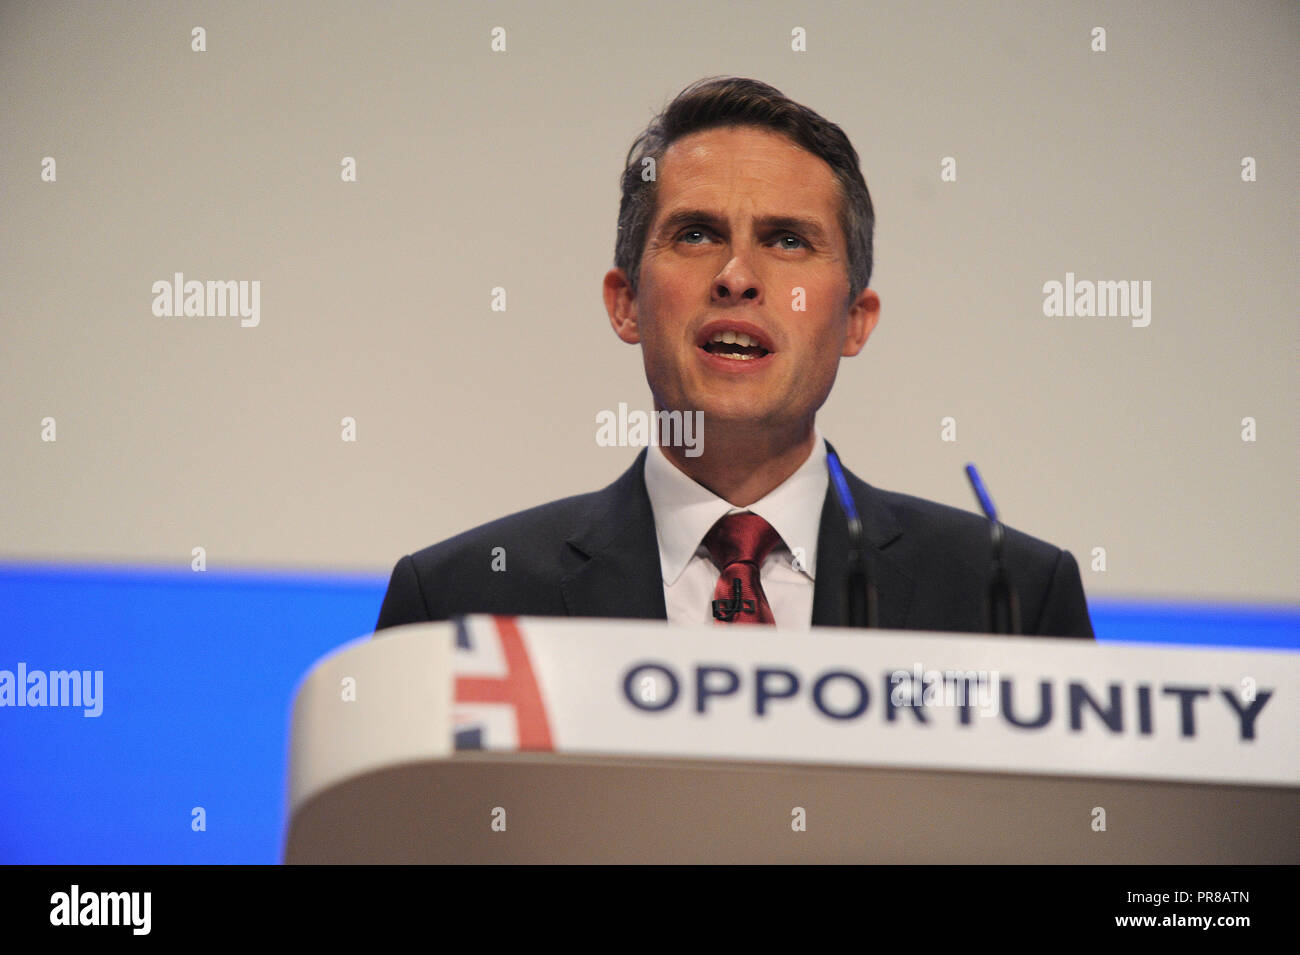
702, 329, 770, 360
710, 330, 761, 348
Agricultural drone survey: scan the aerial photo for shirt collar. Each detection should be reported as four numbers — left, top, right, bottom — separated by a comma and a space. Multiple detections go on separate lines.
643, 426, 829, 586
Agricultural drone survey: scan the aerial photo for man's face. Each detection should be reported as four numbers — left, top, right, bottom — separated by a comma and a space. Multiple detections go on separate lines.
605, 125, 878, 436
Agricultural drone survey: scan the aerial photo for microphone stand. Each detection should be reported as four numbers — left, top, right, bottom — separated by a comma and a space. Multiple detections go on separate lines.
826, 450, 878, 628
964, 464, 1022, 635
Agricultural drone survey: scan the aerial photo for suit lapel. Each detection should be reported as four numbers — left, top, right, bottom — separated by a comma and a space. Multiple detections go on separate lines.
812, 443, 915, 629
560, 449, 668, 620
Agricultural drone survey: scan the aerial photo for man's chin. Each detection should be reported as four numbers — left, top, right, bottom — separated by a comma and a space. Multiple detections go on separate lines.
694, 404, 791, 433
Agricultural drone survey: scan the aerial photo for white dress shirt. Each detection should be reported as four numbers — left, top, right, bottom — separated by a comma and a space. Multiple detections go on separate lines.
642, 428, 829, 630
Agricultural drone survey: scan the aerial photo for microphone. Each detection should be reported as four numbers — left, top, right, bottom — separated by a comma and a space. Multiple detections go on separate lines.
964, 464, 1022, 635
826, 450, 878, 628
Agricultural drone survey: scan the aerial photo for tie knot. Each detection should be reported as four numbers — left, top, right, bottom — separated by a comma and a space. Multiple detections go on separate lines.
702, 512, 783, 572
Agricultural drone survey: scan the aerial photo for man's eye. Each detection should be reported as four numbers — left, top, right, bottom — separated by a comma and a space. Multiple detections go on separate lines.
679, 229, 710, 244
776, 234, 807, 250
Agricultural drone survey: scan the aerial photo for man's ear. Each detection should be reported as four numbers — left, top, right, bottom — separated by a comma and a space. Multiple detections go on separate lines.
604, 268, 641, 344
842, 287, 880, 357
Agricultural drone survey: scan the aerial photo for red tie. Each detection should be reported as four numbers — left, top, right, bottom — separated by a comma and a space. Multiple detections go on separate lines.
703, 512, 782, 625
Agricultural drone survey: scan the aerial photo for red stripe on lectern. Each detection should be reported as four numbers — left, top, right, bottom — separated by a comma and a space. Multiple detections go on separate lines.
453, 616, 554, 751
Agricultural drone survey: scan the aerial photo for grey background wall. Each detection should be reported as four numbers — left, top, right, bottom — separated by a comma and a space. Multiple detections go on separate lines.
2, 0, 1296, 604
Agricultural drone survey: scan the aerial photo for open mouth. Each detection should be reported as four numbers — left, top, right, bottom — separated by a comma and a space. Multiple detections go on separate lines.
699, 329, 772, 361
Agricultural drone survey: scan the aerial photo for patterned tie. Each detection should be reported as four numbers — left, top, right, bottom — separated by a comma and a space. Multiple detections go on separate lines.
702, 512, 783, 625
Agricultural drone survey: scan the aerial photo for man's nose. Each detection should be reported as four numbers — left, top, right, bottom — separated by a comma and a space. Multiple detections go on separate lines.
711, 255, 762, 304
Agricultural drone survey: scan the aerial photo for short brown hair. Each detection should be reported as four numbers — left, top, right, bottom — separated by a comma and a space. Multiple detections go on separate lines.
615, 76, 875, 304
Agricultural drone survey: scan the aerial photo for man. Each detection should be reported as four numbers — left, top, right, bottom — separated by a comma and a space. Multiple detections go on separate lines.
376, 77, 1093, 638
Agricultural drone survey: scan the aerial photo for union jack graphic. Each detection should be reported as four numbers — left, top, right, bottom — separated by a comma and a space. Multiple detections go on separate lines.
452, 616, 554, 751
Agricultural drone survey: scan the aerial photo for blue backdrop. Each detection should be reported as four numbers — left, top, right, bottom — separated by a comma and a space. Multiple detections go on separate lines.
1, 560, 1296, 864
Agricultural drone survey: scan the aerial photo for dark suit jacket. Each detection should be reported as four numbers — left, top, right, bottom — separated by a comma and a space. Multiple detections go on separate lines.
376, 445, 1094, 638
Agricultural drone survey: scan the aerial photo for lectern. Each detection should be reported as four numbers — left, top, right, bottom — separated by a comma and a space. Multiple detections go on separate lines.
284, 616, 1300, 863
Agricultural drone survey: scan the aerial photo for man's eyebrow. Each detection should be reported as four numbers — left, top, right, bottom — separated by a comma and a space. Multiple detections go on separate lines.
654, 208, 831, 245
